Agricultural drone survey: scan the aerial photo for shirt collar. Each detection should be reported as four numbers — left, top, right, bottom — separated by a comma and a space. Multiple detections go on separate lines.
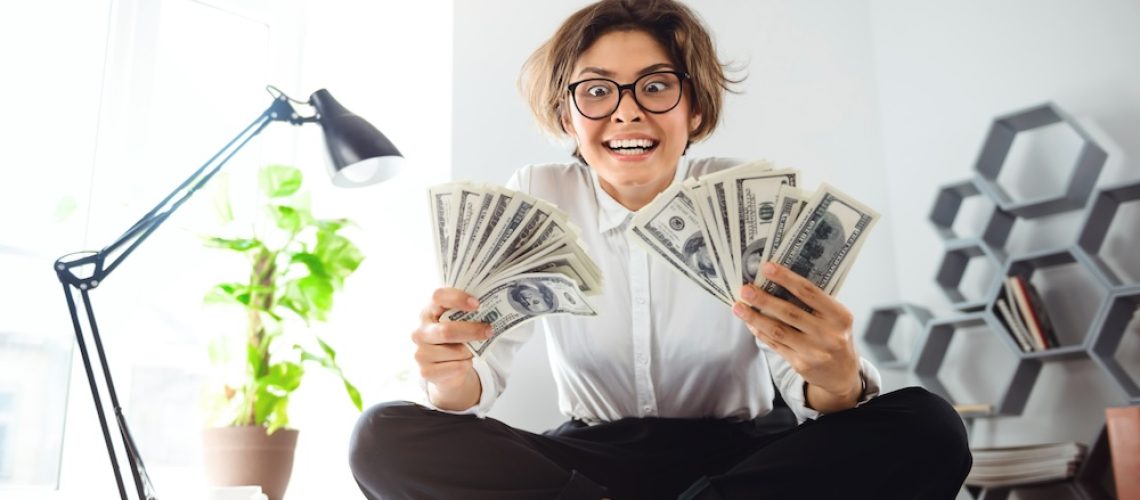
590, 157, 690, 234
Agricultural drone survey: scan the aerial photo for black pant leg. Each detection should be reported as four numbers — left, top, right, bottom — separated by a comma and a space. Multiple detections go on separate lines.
680, 387, 972, 500
349, 401, 609, 500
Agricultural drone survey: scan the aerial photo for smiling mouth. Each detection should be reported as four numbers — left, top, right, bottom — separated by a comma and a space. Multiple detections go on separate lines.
606, 138, 659, 156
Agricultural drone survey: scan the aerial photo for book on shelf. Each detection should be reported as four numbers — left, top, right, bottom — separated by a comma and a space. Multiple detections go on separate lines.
966, 441, 1086, 488
996, 276, 1060, 352
953, 403, 994, 418
996, 297, 1033, 352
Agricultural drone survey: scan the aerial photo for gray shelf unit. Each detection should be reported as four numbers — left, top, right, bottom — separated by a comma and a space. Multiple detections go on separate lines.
934, 237, 1007, 312
1088, 285, 1140, 405
1077, 180, 1140, 289
911, 313, 1043, 416
861, 101, 1136, 499
986, 247, 1111, 362
863, 303, 933, 370
974, 102, 1108, 218
930, 177, 1016, 248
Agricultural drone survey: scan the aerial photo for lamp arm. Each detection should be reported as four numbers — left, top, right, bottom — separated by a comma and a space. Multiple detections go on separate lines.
53, 94, 301, 500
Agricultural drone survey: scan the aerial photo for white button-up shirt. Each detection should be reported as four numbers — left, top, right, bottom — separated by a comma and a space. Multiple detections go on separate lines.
445, 157, 881, 424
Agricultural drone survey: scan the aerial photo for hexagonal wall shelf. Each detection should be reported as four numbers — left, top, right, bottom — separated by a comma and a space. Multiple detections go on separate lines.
989, 247, 1109, 361
913, 313, 1042, 415
1088, 285, 1140, 404
930, 177, 1016, 248
1077, 179, 1140, 288
862, 303, 933, 370
936, 239, 1006, 311
974, 102, 1107, 218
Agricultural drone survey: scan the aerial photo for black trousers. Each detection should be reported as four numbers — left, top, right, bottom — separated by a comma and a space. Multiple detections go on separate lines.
349, 387, 971, 500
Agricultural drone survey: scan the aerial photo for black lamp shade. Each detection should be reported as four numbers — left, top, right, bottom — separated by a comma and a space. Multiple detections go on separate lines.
310, 88, 404, 187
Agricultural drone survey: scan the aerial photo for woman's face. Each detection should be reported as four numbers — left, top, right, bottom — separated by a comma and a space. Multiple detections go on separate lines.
562, 30, 701, 199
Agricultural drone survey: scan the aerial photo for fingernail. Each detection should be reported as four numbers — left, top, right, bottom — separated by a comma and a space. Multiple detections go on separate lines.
467, 297, 479, 309
762, 262, 776, 276
741, 286, 755, 300
484, 326, 494, 338
732, 303, 746, 317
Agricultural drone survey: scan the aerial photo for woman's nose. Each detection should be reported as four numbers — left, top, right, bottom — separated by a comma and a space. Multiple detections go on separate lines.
611, 88, 644, 123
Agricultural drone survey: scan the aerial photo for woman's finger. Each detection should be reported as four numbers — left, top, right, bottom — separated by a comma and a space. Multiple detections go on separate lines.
738, 284, 820, 333
758, 262, 839, 318
415, 343, 474, 365
422, 287, 481, 323
413, 321, 493, 346
733, 302, 801, 353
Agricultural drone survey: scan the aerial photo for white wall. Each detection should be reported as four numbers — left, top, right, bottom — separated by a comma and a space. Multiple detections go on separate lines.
869, 1, 1140, 498
453, 0, 899, 432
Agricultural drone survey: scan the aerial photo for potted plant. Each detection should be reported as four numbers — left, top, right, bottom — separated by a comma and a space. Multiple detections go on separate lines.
200, 164, 364, 500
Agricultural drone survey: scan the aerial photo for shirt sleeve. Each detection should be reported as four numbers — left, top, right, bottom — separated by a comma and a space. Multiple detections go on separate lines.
762, 344, 883, 422
419, 165, 538, 416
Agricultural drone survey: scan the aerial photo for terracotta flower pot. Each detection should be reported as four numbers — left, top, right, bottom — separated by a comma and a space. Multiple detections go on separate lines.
203, 426, 299, 500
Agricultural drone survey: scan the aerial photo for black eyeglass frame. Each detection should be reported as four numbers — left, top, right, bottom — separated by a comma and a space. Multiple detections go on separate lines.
566, 70, 691, 120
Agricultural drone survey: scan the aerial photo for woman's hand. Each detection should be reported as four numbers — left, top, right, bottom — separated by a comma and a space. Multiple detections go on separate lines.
733, 262, 863, 413
412, 287, 492, 410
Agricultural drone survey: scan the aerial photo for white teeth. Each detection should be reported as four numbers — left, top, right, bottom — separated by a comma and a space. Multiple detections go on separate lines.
614, 147, 647, 155
607, 139, 656, 149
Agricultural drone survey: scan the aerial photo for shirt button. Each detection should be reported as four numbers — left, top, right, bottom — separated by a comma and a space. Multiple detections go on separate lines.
643, 406, 652, 413
635, 297, 646, 305
636, 354, 647, 364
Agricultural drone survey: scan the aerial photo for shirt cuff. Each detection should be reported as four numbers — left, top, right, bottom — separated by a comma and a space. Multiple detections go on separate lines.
787, 357, 882, 421
418, 354, 499, 417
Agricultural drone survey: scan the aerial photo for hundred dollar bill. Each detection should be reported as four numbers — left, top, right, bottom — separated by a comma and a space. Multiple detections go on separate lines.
428, 185, 456, 282
760, 185, 810, 273
628, 184, 733, 304
697, 160, 774, 290
459, 197, 537, 291
758, 183, 879, 311
446, 185, 487, 285
496, 252, 601, 295
730, 168, 798, 294
684, 178, 734, 300
456, 190, 513, 288
450, 189, 498, 286
443, 273, 598, 356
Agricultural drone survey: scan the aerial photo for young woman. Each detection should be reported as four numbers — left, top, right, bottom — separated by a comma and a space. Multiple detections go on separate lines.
350, 1, 971, 498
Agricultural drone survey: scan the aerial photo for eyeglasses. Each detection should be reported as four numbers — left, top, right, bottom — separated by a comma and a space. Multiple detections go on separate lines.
566, 70, 690, 120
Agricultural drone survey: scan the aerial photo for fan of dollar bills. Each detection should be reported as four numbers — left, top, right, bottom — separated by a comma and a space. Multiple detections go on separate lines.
628, 160, 880, 311
428, 182, 603, 355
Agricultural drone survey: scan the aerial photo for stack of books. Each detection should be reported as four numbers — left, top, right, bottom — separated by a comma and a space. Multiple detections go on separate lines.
993, 275, 1061, 352
966, 442, 1086, 488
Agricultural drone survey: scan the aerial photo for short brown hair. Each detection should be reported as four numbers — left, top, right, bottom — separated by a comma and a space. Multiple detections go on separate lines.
520, 0, 739, 149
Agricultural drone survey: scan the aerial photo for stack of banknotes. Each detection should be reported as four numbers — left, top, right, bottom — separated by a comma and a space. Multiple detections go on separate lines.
428, 183, 603, 355
628, 160, 880, 311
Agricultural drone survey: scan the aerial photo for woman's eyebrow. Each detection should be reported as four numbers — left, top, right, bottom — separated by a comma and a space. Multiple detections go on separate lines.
577, 62, 675, 78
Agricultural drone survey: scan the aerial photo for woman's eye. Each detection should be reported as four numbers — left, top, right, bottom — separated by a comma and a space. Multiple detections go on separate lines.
643, 81, 668, 93
586, 85, 611, 97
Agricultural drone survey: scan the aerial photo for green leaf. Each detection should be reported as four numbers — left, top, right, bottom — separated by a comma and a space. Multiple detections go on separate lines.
259, 165, 303, 198
266, 397, 289, 434
252, 386, 279, 425
317, 337, 337, 362
204, 282, 251, 305
271, 205, 302, 233
261, 361, 304, 393
315, 232, 364, 288
204, 237, 263, 252
290, 252, 329, 279
296, 343, 363, 412
343, 379, 363, 412
299, 275, 334, 320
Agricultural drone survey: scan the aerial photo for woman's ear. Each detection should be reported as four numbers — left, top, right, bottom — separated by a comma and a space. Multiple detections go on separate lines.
689, 112, 703, 136
560, 107, 577, 140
